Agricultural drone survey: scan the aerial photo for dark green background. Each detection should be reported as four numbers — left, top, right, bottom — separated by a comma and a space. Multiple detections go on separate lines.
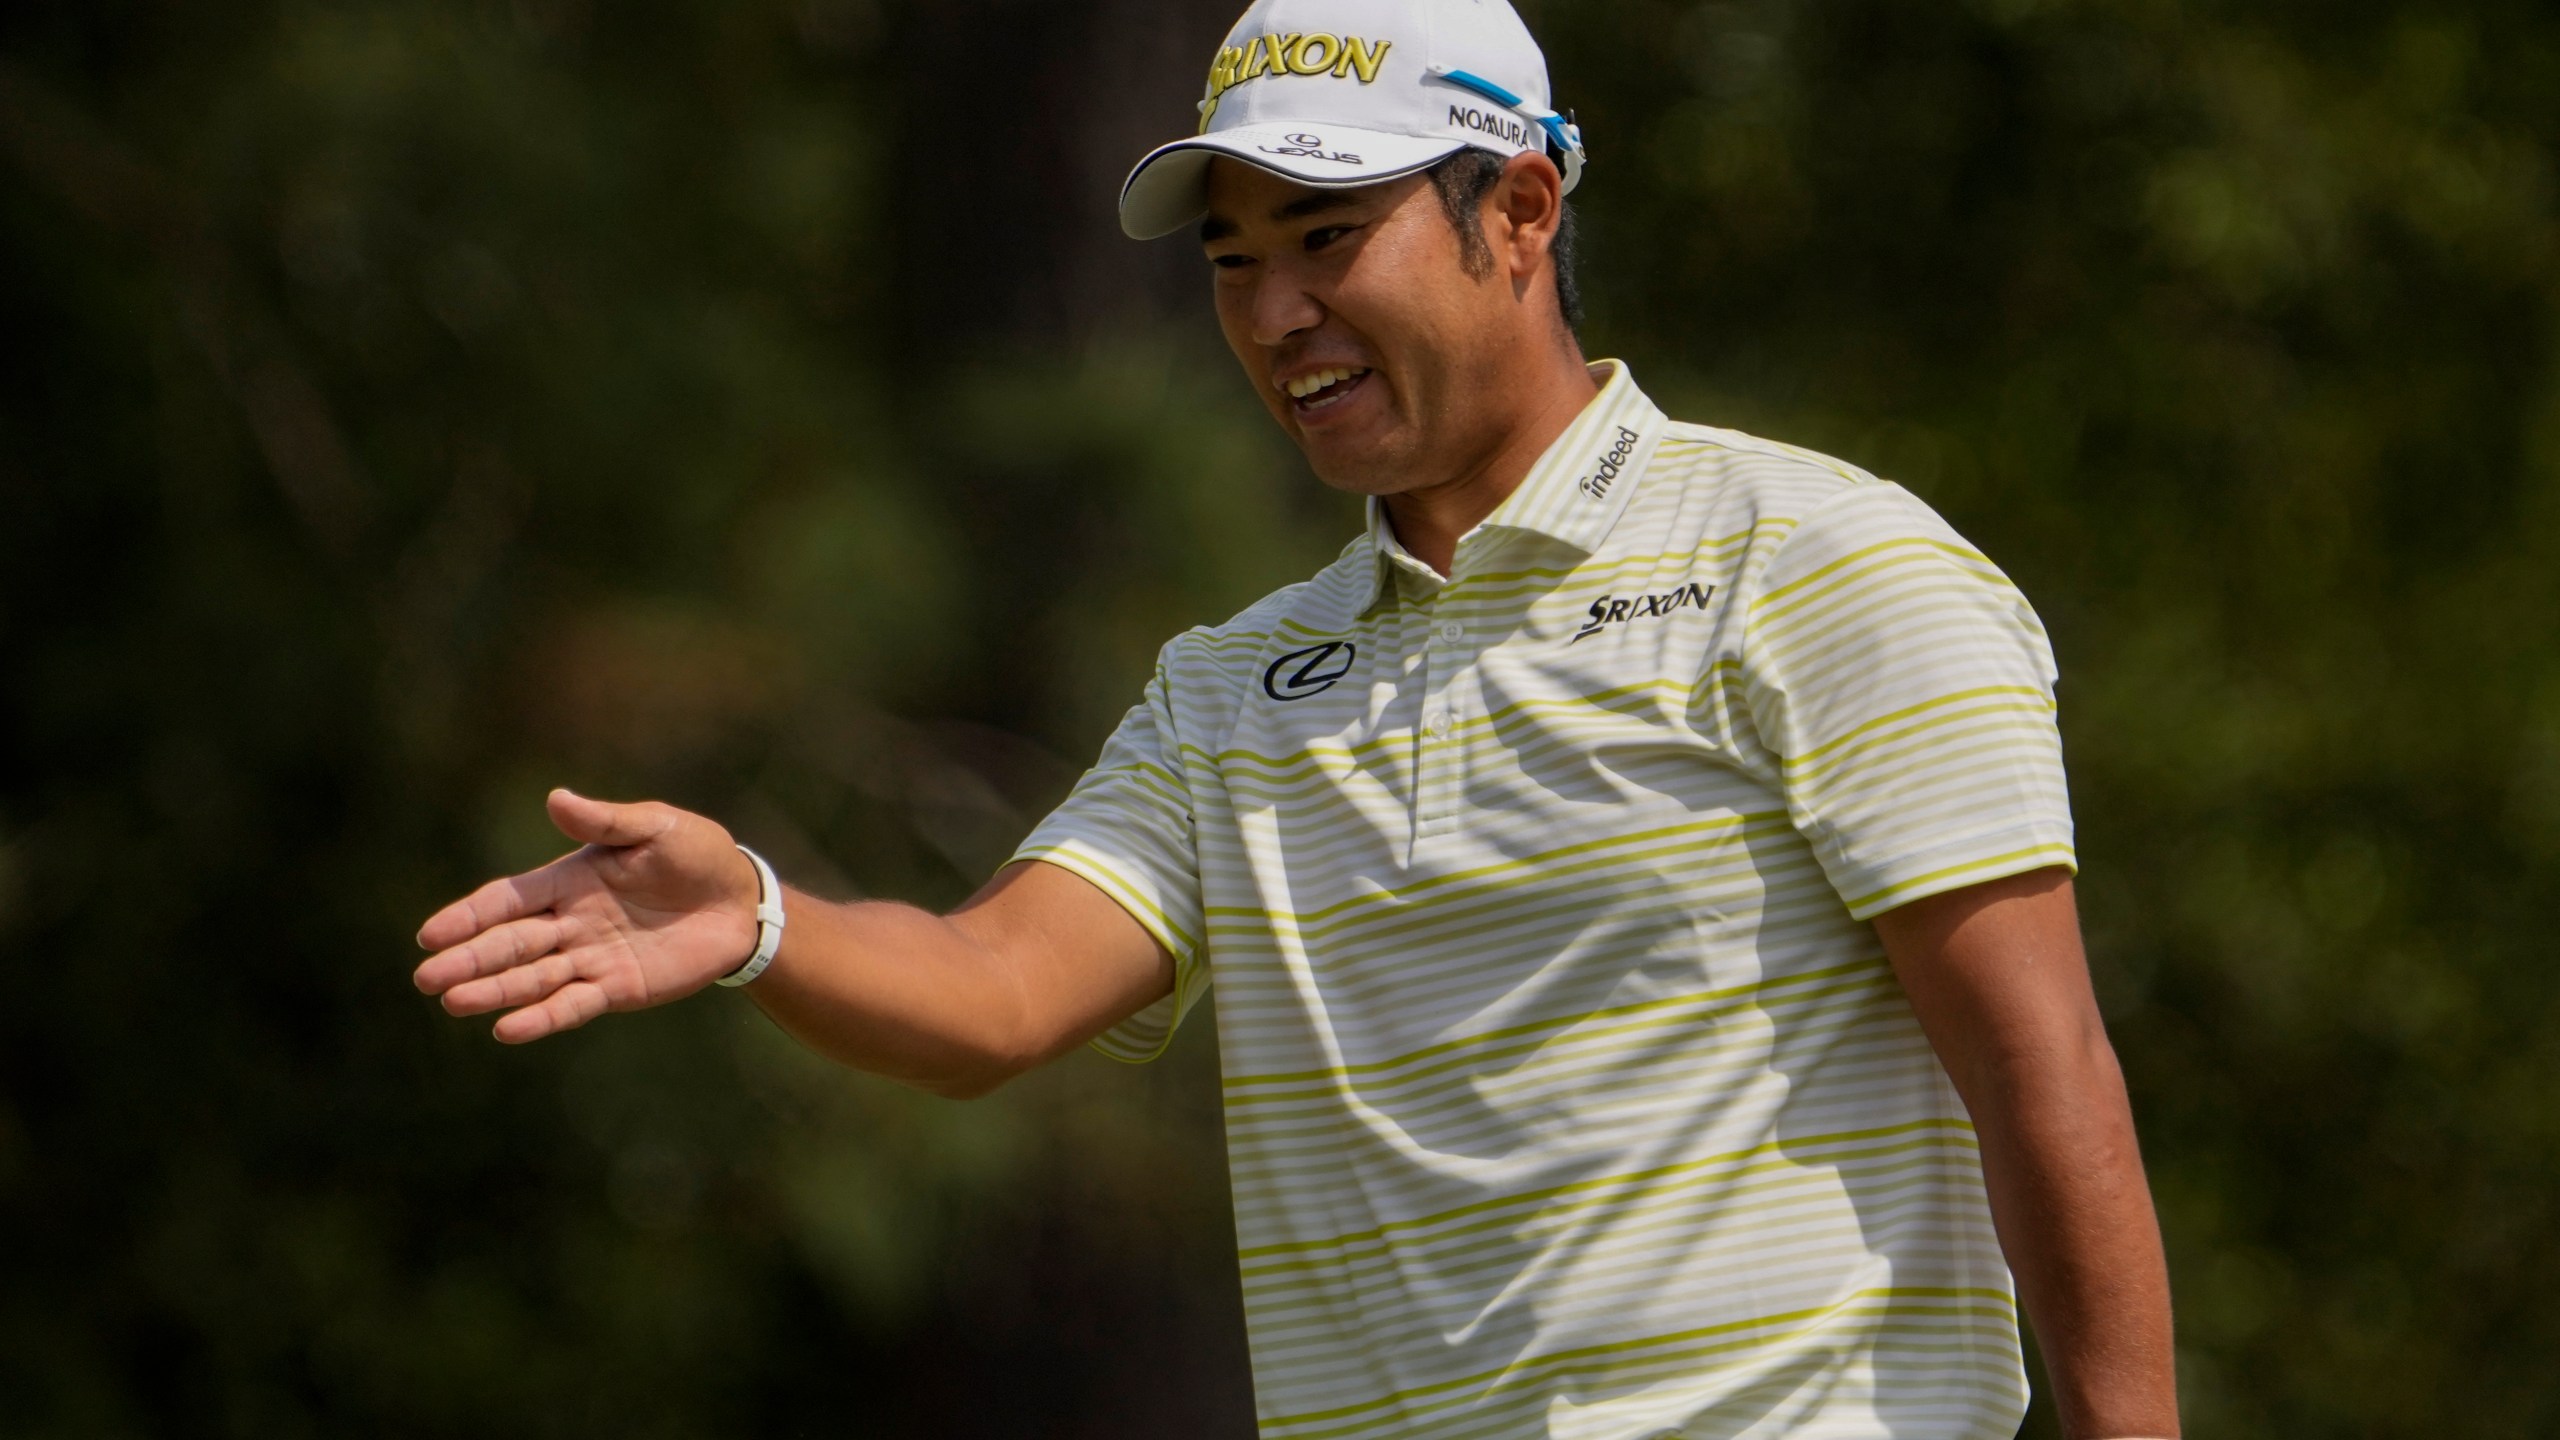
4, 0, 2555, 1434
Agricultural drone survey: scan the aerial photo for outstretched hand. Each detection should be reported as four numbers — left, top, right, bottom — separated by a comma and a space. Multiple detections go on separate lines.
413, 789, 762, 1043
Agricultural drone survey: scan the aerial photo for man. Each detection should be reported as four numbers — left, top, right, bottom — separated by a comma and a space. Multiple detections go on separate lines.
414, 0, 2179, 1434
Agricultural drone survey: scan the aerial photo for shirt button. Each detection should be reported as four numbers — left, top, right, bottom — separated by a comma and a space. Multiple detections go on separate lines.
1440, 621, 1463, 643
1425, 711, 1451, 738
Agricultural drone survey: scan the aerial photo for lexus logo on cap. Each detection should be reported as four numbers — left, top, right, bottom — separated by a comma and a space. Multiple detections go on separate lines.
1259, 132, 1365, 165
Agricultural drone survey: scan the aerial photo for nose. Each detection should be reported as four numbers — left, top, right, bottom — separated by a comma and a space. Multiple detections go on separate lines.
1247, 261, 1325, 349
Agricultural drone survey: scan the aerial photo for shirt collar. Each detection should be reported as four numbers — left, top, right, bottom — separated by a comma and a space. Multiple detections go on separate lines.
1355, 359, 1668, 613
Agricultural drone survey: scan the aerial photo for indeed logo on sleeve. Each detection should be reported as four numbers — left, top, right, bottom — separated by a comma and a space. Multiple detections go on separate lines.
1577, 426, 1640, 500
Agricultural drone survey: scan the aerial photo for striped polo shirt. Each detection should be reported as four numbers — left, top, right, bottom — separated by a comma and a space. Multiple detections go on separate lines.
1014, 360, 2075, 1439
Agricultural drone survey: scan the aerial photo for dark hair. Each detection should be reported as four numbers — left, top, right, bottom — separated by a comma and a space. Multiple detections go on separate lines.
1424, 149, 1583, 331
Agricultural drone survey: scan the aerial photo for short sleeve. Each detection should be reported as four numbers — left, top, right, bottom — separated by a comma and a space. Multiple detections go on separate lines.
1010, 650, 1212, 1062
1739, 483, 2077, 920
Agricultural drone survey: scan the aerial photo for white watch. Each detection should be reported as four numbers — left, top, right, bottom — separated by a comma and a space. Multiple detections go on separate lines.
716, 844, 786, 987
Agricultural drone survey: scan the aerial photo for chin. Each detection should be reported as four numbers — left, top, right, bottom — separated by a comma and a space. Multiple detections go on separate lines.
1298, 427, 1421, 497
1301, 450, 1407, 498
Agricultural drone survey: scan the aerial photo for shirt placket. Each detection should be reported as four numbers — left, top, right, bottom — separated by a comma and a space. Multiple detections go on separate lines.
1411, 555, 1478, 855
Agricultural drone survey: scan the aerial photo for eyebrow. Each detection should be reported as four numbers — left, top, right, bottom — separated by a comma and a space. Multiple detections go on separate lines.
1199, 189, 1366, 246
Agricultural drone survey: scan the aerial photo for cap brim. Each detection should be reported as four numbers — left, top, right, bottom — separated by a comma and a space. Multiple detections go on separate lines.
1118, 123, 1470, 240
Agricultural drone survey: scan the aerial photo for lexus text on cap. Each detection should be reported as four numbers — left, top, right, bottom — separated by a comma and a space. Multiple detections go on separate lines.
1117, 0, 1587, 241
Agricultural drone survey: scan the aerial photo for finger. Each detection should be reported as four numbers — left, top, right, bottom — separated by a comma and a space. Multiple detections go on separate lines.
442, 950, 581, 1018
416, 863, 570, 952
415, 915, 568, 998
492, 979, 612, 1044
546, 788, 681, 850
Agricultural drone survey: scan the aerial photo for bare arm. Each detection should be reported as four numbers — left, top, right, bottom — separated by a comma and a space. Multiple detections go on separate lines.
748, 858, 1173, 1096
413, 789, 1174, 1098
1870, 867, 2179, 1440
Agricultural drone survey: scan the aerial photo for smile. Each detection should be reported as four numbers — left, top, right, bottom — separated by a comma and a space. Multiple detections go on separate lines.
1280, 365, 1372, 412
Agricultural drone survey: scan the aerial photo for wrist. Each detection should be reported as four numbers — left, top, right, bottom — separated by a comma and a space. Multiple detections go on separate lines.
716, 844, 786, 987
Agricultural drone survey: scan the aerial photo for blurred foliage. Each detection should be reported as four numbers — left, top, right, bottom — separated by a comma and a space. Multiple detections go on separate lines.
1, 0, 2555, 1435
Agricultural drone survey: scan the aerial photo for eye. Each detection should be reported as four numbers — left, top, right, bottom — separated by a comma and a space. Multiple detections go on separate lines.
1304, 224, 1357, 252
1211, 253, 1254, 270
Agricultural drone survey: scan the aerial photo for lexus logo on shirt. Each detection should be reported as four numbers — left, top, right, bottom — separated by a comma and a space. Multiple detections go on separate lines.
1263, 641, 1356, 701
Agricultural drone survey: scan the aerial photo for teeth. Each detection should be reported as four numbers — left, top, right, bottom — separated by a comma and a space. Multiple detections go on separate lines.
1283, 366, 1369, 400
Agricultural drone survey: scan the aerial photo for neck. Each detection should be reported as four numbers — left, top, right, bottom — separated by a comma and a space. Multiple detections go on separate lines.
1380, 348, 1600, 576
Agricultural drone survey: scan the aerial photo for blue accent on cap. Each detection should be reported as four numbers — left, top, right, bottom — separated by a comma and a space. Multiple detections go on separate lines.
1439, 68, 1526, 109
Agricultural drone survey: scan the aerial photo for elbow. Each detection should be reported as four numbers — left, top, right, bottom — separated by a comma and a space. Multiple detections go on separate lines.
795, 1010, 1039, 1101
1959, 1013, 2128, 1112
917, 1057, 1027, 1101
913, 1018, 1047, 1101
900, 919, 1074, 1100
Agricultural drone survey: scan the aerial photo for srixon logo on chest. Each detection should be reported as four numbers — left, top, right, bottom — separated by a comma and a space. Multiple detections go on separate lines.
1572, 582, 1715, 643
1576, 426, 1641, 500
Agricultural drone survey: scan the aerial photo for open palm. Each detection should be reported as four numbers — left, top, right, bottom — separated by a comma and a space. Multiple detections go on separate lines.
413, 789, 761, 1042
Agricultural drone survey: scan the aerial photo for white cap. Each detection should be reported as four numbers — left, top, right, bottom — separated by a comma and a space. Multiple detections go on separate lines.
1118, 0, 1585, 240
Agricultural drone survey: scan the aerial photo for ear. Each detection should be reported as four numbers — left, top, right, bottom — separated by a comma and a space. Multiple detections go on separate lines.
1489, 150, 1567, 287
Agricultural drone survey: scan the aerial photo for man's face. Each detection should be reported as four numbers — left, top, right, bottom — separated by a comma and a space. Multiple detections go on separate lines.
1200, 158, 1526, 498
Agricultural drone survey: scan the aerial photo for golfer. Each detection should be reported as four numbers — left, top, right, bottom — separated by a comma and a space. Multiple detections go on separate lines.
415, 1, 2178, 1434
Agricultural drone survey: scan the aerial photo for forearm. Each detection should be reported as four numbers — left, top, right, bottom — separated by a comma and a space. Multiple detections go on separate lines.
1872, 870, 2177, 1439
745, 861, 1175, 1099
747, 892, 1042, 1099
1963, 1026, 2178, 1439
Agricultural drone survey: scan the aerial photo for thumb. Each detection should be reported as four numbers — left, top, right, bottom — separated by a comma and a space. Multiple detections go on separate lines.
546, 788, 679, 850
